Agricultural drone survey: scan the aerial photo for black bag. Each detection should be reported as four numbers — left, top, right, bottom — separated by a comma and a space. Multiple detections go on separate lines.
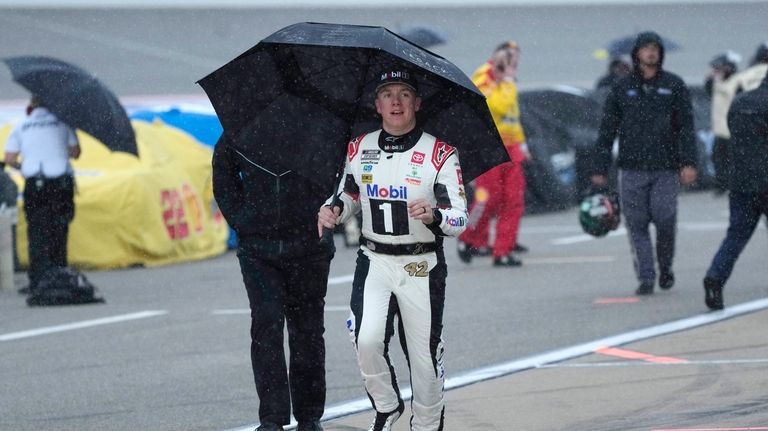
27, 267, 105, 306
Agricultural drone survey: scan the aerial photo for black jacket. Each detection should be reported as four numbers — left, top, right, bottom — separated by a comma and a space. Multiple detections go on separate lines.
593, 69, 697, 174
726, 75, 768, 193
594, 32, 697, 175
212, 137, 332, 257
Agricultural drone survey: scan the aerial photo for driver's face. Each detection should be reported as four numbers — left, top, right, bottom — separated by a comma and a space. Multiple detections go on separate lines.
375, 83, 421, 135
637, 44, 661, 66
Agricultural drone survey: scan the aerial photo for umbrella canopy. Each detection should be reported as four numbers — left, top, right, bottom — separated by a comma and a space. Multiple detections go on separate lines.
604, 34, 681, 58
197, 22, 508, 192
3, 56, 137, 156
396, 24, 450, 49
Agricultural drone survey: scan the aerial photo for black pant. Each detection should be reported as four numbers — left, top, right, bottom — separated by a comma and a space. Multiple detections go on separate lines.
236, 241, 332, 426
23, 175, 75, 286
712, 137, 731, 191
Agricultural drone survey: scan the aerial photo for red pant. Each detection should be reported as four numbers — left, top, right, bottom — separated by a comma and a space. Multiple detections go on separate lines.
459, 145, 525, 258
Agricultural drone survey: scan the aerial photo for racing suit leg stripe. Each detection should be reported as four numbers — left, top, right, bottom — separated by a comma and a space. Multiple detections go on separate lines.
350, 249, 369, 341
352, 249, 403, 413
426, 258, 447, 431
395, 254, 446, 431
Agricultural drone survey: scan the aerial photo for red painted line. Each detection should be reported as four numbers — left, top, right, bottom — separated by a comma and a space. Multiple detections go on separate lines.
595, 346, 689, 364
594, 297, 642, 304
652, 428, 768, 431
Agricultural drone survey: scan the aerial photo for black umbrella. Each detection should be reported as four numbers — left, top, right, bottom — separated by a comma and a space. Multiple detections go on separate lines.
197, 22, 507, 192
3, 56, 137, 156
605, 34, 681, 58
396, 24, 450, 49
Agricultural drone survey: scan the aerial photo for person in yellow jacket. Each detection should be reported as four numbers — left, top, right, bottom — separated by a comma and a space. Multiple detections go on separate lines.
458, 41, 531, 266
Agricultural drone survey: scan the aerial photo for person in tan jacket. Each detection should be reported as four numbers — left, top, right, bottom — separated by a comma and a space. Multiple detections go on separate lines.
706, 51, 741, 192
710, 42, 768, 190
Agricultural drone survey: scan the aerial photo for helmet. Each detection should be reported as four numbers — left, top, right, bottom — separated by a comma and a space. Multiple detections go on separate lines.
579, 191, 621, 237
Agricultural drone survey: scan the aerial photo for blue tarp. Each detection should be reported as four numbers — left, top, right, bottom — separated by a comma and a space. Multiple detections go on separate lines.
130, 108, 223, 146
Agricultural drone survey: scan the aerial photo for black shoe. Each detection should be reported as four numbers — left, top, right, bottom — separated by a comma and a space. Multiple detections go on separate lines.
659, 271, 675, 290
513, 243, 529, 253
256, 423, 284, 431
296, 421, 323, 431
457, 240, 473, 264
368, 402, 404, 431
703, 277, 724, 310
475, 246, 492, 256
635, 282, 654, 295
493, 254, 522, 267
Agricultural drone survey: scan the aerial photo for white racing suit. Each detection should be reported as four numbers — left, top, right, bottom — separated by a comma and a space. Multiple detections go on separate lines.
329, 129, 467, 430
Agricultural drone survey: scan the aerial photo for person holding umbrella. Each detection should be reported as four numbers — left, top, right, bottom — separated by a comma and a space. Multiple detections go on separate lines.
3, 95, 80, 290
596, 55, 632, 90
318, 69, 468, 431
212, 132, 334, 430
199, 22, 508, 430
591, 31, 698, 296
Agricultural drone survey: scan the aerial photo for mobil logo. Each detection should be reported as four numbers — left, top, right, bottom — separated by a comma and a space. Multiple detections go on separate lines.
366, 183, 408, 200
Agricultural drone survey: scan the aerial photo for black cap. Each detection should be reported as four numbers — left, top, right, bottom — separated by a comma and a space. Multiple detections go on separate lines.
634, 31, 663, 50
709, 50, 741, 70
751, 41, 768, 66
375, 70, 419, 94
631, 31, 666, 66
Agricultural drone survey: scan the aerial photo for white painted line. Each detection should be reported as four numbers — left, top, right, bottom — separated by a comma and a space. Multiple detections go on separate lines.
509, 220, 729, 238
212, 305, 349, 315
211, 309, 250, 315
448, 298, 768, 388
0, 310, 168, 342
551, 228, 627, 245
525, 256, 615, 264
4, 0, 767, 8
222, 297, 768, 431
679, 221, 729, 231
519, 225, 583, 234
0, 14, 218, 69
328, 274, 354, 286
550, 220, 730, 246
550, 234, 595, 245
542, 358, 768, 368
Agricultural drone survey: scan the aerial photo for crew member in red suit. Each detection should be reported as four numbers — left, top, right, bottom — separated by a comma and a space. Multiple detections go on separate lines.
458, 41, 530, 266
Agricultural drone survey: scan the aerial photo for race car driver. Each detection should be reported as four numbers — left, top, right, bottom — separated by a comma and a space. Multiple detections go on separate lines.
318, 69, 468, 431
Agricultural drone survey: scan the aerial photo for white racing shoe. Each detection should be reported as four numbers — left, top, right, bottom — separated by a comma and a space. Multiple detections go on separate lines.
368, 402, 404, 431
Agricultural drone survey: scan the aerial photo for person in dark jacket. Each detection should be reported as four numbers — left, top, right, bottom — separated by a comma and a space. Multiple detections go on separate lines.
702, 71, 768, 311
595, 55, 632, 90
591, 31, 698, 296
212, 136, 334, 431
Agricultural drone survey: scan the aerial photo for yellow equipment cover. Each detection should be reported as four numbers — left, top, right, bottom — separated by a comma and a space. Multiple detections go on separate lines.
1, 120, 228, 269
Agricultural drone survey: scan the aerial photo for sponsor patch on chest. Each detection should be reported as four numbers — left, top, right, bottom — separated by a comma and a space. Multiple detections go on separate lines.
361, 149, 381, 161
365, 183, 408, 200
